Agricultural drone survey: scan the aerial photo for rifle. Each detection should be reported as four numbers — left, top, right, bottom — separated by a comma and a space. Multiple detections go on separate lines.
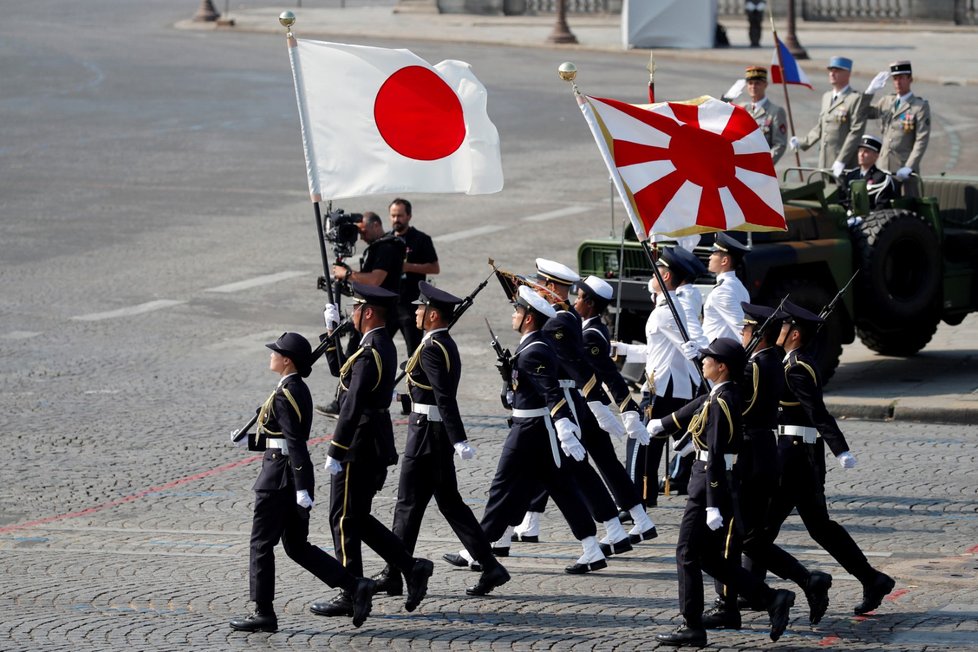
231, 319, 353, 443
744, 294, 790, 357
817, 270, 859, 332
485, 318, 513, 409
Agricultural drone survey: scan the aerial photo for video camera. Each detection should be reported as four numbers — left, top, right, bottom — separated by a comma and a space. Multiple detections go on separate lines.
324, 209, 363, 259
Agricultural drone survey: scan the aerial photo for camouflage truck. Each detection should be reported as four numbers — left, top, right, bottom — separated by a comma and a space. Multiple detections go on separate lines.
577, 173, 978, 383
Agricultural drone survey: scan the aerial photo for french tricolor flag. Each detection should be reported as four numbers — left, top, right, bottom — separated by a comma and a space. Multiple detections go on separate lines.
771, 34, 813, 89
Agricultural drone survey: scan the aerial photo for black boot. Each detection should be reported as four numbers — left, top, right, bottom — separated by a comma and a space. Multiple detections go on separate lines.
309, 591, 353, 617
466, 561, 511, 596
701, 597, 741, 630
371, 565, 403, 596
351, 578, 376, 628
315, 399, 340, 417
767, 589, 795, 642
404, 558, 434, 612
854, 571, 895, 615
805, 570, 833, 625
230, 607, 278, 633
655, 623, 707, 647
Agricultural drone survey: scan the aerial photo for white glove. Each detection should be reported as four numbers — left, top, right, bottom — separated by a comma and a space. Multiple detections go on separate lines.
588, 401, 626, 440
680, 340, 699, 361
831, 160, 845, 177
789, 136, 800, 152
296, 489, 314, 509
324, 455, 342, 475
323, 303, 340, 330
706, 507, 724, 531
622, 411, 650, 445
647, 418, 664, 438
837, 451, 858, 469
454, 441, 477, 460
673, 440, 695, 457
555, 418, 586, 462
895, 166, 913, 181
723, 78, 747, 101
230, 430, 247, 447
865, 70, 890, 94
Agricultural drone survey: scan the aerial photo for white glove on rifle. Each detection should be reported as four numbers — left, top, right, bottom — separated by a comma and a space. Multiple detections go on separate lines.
865, 70, 890, 94
647, 418, 665, 439
680, 340, 699, 361
454, 441, 477, 460
831, 160, 846, 178
837, 451, 857, 469
706, 507, 724, 531
895, 166, 913, 181
722, 78, 747, 102
788, 136, 800, 152
230, 430, 247, 448
324, 455, 342, 475
555, 418, 585, 462
323, 303, 340, 331
296, 489, 314, 509
588, 401, 626, 440
622, 411, 649, 445
673, 440, 695, 457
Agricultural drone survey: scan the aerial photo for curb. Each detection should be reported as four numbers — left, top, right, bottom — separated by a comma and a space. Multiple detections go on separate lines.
827, 398, 978, 425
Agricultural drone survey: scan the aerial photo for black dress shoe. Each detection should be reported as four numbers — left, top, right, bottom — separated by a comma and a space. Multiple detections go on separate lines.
854, 572, 895, 615
466, 564, 511, 596
442, 552, 481, 572
404, 558, 434, 612
598, 537, 633, 557
655, 624, 707, 647
310, 592, 353, 617
617, 509, 634, 524
564, 558, 607, 574
315, 399, 340, 417
491, 545, 510, 557
371, 566, 403, 596
230, 610, 278, 633
510, 532, 539, 543
767, 589, 795, 642
701, 603, 741, 630
628, 525, 658, 544
805, 570, 832, 625
351, 578, 375, 628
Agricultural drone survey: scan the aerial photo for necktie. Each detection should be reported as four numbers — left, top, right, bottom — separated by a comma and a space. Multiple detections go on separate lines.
831, 94, 838, 104
895, 98, 902, 112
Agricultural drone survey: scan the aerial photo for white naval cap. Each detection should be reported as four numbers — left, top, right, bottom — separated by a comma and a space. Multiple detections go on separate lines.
516, 285, 557, 318
579, 275, 613, 301
535, 258, 581, 286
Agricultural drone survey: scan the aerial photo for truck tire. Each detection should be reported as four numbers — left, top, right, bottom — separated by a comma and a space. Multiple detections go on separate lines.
769, 277, 844, 384
851, 208, 941, 320
856, 312, 940, 356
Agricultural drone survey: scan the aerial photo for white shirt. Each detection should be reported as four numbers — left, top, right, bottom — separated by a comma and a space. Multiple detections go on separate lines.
617, 292, 694, 400
677, 284, 708, 387
703, 271, 750, 342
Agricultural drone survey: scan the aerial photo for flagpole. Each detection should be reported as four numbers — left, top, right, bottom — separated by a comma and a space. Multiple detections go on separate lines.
770, 12, 804, 181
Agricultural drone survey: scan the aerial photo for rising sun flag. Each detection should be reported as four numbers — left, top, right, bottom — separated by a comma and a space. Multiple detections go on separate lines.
578, 94, 787, 240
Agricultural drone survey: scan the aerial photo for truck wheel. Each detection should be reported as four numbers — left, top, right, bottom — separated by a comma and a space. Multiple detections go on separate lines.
856, 313, 940, 356
851, 208, 941, 320
769, 277, 844, 384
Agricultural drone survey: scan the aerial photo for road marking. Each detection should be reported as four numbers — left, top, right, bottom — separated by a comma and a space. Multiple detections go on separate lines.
204, 270, 306, 293
71, 300, 185, 322
433, 224, 505, 243
520, 206, 590, 222
1, 330, 41, 340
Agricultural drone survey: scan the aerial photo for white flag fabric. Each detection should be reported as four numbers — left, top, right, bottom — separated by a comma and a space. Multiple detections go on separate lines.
287, 38, 504, 200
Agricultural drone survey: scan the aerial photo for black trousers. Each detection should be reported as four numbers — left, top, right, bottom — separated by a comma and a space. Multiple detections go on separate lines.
387, 303, 422, 356
626, 391, 688, 505
676, 462, 774, 627
329, 456, 415, 579
481, 439, 596, 543
391, 446, 494, 566
249, 488, 352, 606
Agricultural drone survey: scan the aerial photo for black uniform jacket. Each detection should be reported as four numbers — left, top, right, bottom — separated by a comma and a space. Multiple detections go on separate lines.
507, 330, 574, 452
779, 348, 850, 458
543, 308, 612, 405
581, 316, 640, 414
742, 347, 784, 432
250, 374, 315, 496
405, 328, 466, 456
840, 164, 898, 208
326, 326, 398, 466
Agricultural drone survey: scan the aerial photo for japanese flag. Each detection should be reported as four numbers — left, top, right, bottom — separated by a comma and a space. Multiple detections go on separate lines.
288, 38, 504, 200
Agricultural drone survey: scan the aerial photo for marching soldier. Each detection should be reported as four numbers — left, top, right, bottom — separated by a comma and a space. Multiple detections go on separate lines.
790, 56, 869, 176
839, 134, 899, 209
230, 333, 375, 632
738, 66, 788, 164
653, 338, 795, 648
864, 60, 931, 197
703, 233, 751, 343
375, 281, 510, 597
764, 301, 895, 616
311, 283, 434, 618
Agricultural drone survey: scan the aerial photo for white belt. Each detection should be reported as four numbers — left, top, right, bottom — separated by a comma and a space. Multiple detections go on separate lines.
695, 450, 738, 470
778, 425, 820, 443
266, 438, 289, 456
558, 379, 576, 388
510, 407, 560, 467
412, 403, 442, 422
512, 407, 549, 418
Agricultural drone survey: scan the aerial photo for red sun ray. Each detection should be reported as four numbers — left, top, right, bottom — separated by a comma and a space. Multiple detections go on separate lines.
632, 169, 688, 232
696, 185, 726, 230
721, 106, 761, 141
591, 96, 681, 137
733, 151, 778, 176
613, 140, 672, 167
727, 176, 788, 229
669, 102, 700, 129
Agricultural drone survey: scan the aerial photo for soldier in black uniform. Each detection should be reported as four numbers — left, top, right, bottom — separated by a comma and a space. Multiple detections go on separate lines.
310, 283, 435, 618
654, 338, 795, 648
371, 282, 510, 597
230, 333, 375, 632
839, 134, 899, 210
765, 301, 895, 615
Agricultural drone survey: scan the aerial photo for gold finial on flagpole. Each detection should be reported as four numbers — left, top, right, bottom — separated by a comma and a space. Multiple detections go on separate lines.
558, 61, 580, 95
279, 10, 296, 37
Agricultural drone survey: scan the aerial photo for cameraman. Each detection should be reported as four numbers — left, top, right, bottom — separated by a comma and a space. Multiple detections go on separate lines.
387, 198, 439, 356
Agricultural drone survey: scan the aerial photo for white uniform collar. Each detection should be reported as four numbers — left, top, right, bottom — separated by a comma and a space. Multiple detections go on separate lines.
422, 327, 448, 342
361, 326, 385, 340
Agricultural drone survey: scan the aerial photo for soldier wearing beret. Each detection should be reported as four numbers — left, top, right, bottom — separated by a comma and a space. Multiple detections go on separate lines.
738, 67, 788, 164
230, 333, 375, 632
311, 283, 434, 618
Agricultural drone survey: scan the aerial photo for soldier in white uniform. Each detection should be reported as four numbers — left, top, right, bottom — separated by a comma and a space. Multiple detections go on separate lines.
863, 60, 931, 197
703, 234, 751, 342
790, 56, 868, 176
737, 66, 788, 164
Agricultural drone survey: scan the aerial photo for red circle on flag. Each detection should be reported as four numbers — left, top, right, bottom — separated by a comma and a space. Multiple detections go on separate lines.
668, 123, 735, 188
374, 66, 466, 161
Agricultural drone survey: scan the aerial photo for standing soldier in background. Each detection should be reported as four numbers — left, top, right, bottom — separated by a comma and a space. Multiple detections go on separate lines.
738, 67, 788, 164
388, 198, 440, 356
863, 61, 931, 197
745, 0, 765, 47
790, 56, 868, 177
703, 234, 751, 343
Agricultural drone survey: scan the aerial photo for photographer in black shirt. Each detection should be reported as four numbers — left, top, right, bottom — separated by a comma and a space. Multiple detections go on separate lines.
387, 198, 439, 356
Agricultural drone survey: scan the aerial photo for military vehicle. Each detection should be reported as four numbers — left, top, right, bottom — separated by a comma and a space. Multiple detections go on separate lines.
577, 173, 978, 382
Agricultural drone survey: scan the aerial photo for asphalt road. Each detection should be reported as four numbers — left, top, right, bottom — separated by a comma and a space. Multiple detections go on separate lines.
2, 2, 977, 650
